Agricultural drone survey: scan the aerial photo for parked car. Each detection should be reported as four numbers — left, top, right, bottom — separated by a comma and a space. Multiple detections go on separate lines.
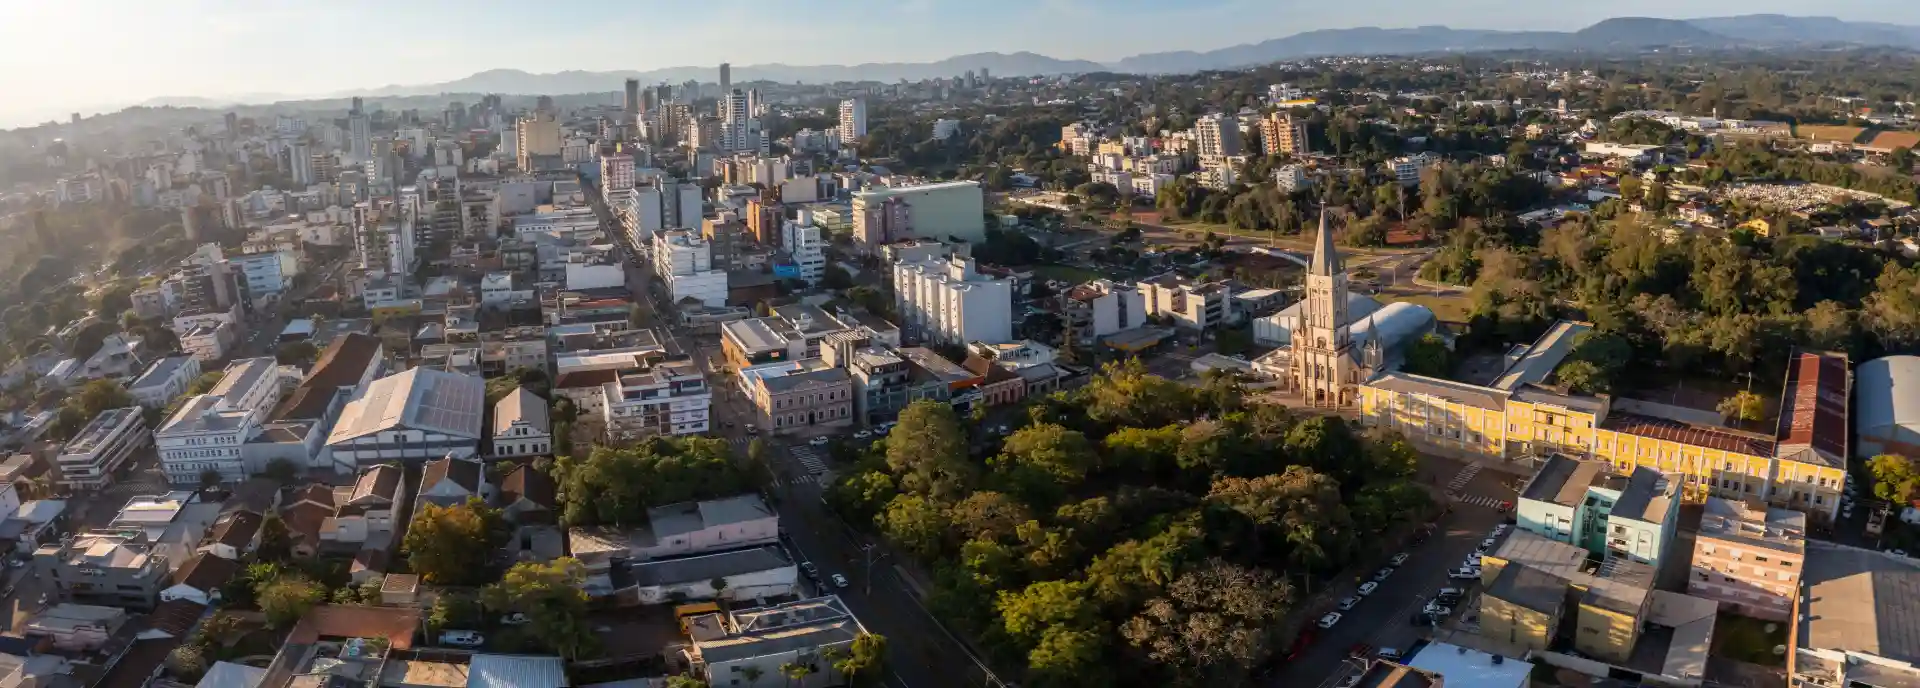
801, 562, 818, 576
439, 631, 485, 647
1436, 587, 1464, 601
1372, 568, 1393, 582
1376, 648, 1402, 661
853, 430, 873, 440
832, 573, 850, 588
809, 436, 831, 447
1449, 567, 1482, 580
1493, 524, 1511, 536
1338, 596, 1360, 611
500, 613, 529, 626
1478, 537, 1497, 552
1316, 613, 1342, 629
1389, 553, 1410, 566
1423, 602, 1453, 617
1357, 581, 1379, 596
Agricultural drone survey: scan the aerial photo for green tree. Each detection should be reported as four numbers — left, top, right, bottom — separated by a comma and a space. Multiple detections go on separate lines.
838, 633, 890, 687
256, 513, 293, 562
186, 371, 224, 395
427, 592, 482, 633
482, 558, 600, 660
996, 579, 1097, 643
73, 378, 136, 416
886, 400, 976, 503
276, 340, 319, 365
1717, 390, 1765, 423
1120, 558, 1294, 685
1871, 454, 1920, 505
198, 469, 223, 492
257, 574, 326, 628
880, 494, 950, 560
404, 497, 504, 585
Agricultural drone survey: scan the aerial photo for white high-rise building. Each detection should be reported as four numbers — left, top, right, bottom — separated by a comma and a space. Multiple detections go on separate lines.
601, 153, 635, 198
651, 229, 728, 308
781, 219, 826, 285
290, 141, 313, 186
838, 98, 867, 142
348, 110, 372, 163
1193, 113, 1243, 158
719, 90, 763, 154
892, 256, 1014, 346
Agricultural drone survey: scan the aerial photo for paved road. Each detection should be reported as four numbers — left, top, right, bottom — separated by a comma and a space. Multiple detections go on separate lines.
1271, 458, 1520, 688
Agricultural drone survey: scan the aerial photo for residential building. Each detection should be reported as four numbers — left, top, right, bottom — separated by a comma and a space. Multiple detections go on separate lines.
600, 152, 634, 197
684, 596, 867, 688
200, 509, 263, 561
964, 354, 1026, 407
162, 551, 238, 606
625, 545, 797, 604
782, 220, 827, 284
155, 394, 257, 485
1062, 280, 1147, 343
499, 464, 557, 524
34, 531, 170, 610
603, 358, 711, 439
323, 367, 485, 469
182, 322, 236, 361
893, 256, 1014, 347
57, 407, 148, 490
1261, 112, 1309, 156
417, 455, 489, 509
847, 347, 949, 425
1515, 455, 1682, 568
652, 229, 728, 309
1194, 113, 1244, 158
26, 604, 128, 653
1391, 153, 1437, 185
739, 359, 854, 435
565, 244, 626, 291
208, 356, 284, 420
721, 318, 800, 369
567, 495, 778, 584
1688, 497, 1805, 620
968, 340, 1063, 398
837, 98, 867, 142
851, 181, 986, 248
128, 356, 202, 409
281, 465, 406, 559
230, 250, 298, 301
515, 112, 562, 170
490, 387, 551, 458
1138, 274, 1234, 331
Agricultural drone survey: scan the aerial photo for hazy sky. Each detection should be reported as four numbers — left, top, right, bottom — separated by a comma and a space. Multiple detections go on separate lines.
4, 0, 1920, 127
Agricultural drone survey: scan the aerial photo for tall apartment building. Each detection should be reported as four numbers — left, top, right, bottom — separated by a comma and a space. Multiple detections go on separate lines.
1138, 275, 1235, 331
719, 90, 763, 154
838, 98, 867, 142
515, 112, 562, 170
1688, 497, 1804, 621
1260, 112, 1309, 156
624, 78, 641, 119
603, 359, 712, 439
347, 105, 371, 163
893, 256, 1014, 347
1193, 113, 1243, 158
1062, 280, 1147, 343
851, 181, 986, 249
651, 229, 728, 308
600, 152, 635, 198
781, 221, 826, 285
57, 407, 149, 490
290, 140, 314, 186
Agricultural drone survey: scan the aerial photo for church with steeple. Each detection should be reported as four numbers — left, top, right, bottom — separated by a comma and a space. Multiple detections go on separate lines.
1261, 211, 1437, 407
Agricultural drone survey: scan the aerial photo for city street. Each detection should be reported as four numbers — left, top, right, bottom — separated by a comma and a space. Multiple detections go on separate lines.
1271, 457, 1521, 688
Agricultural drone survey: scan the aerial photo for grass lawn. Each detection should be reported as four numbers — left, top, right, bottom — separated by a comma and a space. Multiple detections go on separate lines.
1711, 612, 1789, 667
1378, 292, 1475, 324
1033, 264, 1106, 283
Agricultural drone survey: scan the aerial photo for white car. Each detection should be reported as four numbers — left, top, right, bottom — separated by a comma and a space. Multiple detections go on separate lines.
1466, 553, 1484, 566
1338, 596, 1360, 611
1357, 581, 1379, 596
439, 630, 484, 647
832, 573, 850, 588
874, 425, 891, 436
1479, 537, 1497, 551
1389, 553, 1410, 566
499, 613, 529, 626
1494, 524, 1511, 535
1449, 567, 1482, 580
1423, 602, 1453, 617
808, 436, 831, 447
1317, 613, 1342, 629
853, 430, 873, 440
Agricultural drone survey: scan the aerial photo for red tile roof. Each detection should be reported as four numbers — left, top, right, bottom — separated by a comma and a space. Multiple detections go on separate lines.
1775, 351, 1850, 467
1603, 412, 1776, 457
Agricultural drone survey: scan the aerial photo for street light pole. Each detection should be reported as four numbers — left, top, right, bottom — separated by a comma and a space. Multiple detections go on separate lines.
862, 543, 889, 596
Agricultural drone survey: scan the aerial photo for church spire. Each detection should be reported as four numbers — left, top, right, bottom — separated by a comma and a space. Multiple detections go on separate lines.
1309, 208, 1340, 277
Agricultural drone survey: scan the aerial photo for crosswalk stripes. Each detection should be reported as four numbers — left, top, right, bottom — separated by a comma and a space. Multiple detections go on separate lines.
1447, 463, 1483, 492
1456, 494, 1505, 509
773, 474, 820, 488
789, 445, 828, 476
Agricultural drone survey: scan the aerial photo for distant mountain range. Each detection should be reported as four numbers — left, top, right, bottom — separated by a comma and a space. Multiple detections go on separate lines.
127, 15, 1920, 107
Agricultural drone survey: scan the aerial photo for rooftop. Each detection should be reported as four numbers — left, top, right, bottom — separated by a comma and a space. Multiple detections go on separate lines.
157, 394, 253, 436
1519, 454, 1605, 508
1492, 320, 1591, 392
1698, 496, 1806, 554
1608, 467, 1677, 525
493, 387, 550, 436
1800, 541, 1920, 662
326, 367, 484, 445
1368, 372, 1509, 411
1486, 563, 1570, 615
1601, 411, 1776, 458
644, 494, 773, 540
129, 356, 196, 391
1403, 643, 1530, 688
1774, 350, 1849, 469
274, 333, 383, 421
209, 357, 276, 401
626, 545, 792, 587
62, 407, 140, 457
467, 654, 568, 688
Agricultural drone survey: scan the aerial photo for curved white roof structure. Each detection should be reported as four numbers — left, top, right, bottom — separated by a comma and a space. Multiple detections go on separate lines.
1857, 355, 1920, 458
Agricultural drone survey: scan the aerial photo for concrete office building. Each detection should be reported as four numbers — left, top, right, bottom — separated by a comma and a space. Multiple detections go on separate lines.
1062, 280, 1147, 342
57, 407, 149, 490
852, 181, 986, 248
893, 256, 1014, 347
1515, 455, 1683, 569
515, 112, 562, 171
651, 229, 728, 309
128, 356, 202, 409
600, 152, 634, 198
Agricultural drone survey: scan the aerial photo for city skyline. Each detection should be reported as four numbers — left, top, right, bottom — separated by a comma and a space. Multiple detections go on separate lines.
5, 0, 1920, 128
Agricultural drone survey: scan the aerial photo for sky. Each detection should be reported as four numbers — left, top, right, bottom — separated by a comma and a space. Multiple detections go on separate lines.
4, 0, 1920, 127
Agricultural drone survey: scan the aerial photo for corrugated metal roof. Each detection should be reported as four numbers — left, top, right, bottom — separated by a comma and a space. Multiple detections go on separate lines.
468, 654, 569, 688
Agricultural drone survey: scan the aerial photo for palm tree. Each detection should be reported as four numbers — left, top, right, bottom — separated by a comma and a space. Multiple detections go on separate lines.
782, 661, 815, 688
817, 647, 845, 686
741, 666, 764, 687
779, 662, 800, 688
